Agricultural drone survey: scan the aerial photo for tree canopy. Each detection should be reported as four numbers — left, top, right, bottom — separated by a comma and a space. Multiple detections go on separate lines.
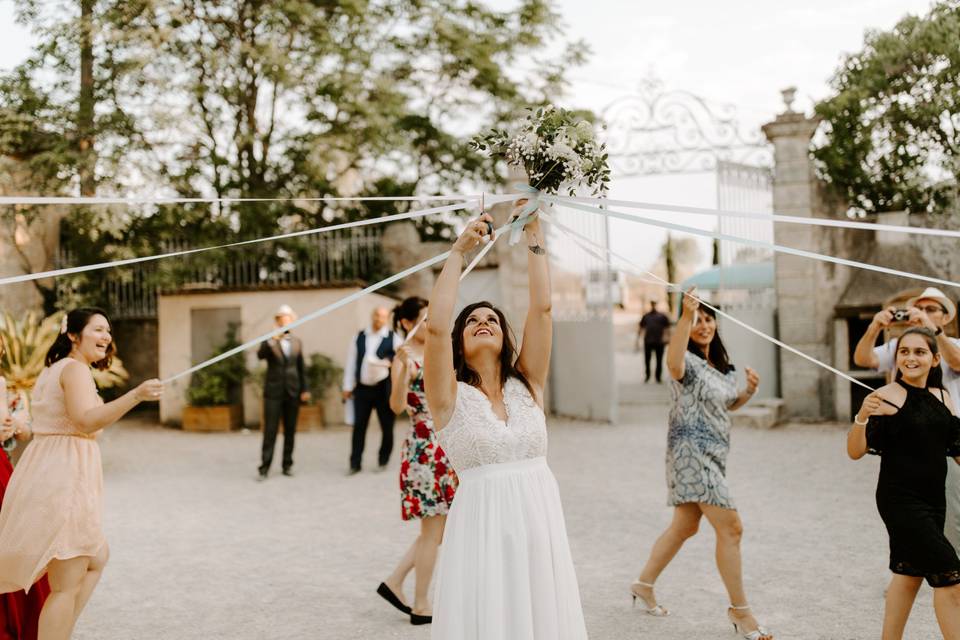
1, 0, 587, 309
813, 0, 960, 215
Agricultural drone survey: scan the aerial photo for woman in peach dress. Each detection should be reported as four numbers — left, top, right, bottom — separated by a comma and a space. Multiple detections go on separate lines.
0, 308, 162, 640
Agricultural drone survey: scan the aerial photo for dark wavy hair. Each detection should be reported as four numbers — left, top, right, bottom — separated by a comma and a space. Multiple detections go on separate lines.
894, 327, 944, 389
686, 305, 734, 375
393, 296, 428, 336
44, 307, 116, 371
451, 301, 533, 396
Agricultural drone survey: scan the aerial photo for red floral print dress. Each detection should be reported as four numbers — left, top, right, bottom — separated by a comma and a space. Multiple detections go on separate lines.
399, 360, 458, 520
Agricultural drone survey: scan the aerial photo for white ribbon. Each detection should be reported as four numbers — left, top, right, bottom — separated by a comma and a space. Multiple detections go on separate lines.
555, 194, 960, 240
0, 194, 482, 206
539, 209, 874, 391
165, 217, 517, 384
0, 198, 518, 287
546, 196, 960, 290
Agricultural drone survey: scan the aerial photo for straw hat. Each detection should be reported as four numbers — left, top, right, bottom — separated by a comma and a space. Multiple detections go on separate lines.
275, 304, 296, 319
907, 287, 956, 323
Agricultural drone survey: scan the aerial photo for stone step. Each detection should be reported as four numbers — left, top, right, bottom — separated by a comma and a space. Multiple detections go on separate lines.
732, 398, 786, 429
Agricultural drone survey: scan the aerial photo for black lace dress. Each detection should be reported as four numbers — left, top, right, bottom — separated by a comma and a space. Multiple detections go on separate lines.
867, 381, 960, 587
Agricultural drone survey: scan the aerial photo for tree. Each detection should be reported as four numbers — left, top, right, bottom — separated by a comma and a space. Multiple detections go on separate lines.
813, 1, 960, 215
3, 0, 587, 308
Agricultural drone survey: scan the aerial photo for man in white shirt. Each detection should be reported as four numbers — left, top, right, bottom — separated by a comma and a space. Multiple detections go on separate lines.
342, 306, 403, 474
854, 287, 960, 553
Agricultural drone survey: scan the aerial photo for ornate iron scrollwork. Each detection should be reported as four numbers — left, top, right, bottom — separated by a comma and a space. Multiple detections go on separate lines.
601, 75, 773, 176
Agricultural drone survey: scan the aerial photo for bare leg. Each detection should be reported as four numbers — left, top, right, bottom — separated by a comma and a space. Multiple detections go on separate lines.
700, 503, 769, 638
634, 503, 702, 610
383, 539, 417, 608
882, 574, 921, 640
69, 543, 109, 635
39, 556, 90, 640
933, 582, 960, 640
412, 515, 446, 616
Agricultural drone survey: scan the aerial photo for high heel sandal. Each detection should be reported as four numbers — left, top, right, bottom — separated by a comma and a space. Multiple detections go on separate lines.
727, 604, 772, 639
629, 580, 669, 617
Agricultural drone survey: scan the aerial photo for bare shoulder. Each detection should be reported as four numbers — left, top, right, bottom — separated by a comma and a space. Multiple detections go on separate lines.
875, 382, 906, 405
60, 359, 92, 386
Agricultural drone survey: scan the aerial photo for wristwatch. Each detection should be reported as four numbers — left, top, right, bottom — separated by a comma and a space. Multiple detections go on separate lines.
935, 327, 944, 336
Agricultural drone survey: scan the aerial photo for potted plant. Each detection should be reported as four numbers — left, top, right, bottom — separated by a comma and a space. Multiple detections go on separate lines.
299, 353, 343, 430
182, 325, 247, 432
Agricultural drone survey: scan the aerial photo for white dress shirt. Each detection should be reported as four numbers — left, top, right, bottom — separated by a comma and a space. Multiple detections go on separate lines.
342, 326, 403, 391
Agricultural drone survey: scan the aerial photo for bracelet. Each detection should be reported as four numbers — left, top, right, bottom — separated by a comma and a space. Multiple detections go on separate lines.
853, 415, 869, 426
528, 244, 546, 255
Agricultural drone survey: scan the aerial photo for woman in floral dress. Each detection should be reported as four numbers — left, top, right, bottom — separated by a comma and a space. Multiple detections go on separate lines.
630, 288, 773, 640
377, 297, 458, 626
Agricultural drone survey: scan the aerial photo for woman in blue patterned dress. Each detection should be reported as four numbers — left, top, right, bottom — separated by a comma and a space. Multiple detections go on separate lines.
377, 296, 458, 626
630, 288, 773, 640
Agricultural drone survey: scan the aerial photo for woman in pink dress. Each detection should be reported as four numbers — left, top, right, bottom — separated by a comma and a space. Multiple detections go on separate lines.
377, 296, 459, 626
0, 308, 162, 640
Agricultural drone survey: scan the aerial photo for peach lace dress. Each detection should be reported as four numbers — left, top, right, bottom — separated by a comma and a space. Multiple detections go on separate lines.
0, 358, 106, 593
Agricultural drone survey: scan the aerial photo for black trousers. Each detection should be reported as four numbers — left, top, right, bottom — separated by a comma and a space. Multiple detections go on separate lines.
644, 342, 665, 382
350, 379, 395, 470
261, 393, 300, 472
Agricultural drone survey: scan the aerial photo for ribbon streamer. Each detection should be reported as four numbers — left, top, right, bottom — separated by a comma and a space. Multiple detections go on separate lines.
539, 209, 874, 391
547, 197, 960, 290
509, 184, 542, 245
0, 194, 483, 206
0, 197, 519, 287
555, 195, 960, 240
164, 218, 517, 384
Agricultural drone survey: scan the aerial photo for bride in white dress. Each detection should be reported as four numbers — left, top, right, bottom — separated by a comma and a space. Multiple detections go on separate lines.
423, 204, 588, 639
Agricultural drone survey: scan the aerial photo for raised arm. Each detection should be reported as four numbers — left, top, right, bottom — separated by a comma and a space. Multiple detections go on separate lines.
728, 366, 759, 411
424, 213, 494, 429
853, 309, 893, 369
62, 360, 162, 434
666, 288, 698, 381
515, 206, 551, 404
389, 345, 413, 415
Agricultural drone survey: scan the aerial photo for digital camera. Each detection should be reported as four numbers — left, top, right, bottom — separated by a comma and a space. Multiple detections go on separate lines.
892, 309, 910, 322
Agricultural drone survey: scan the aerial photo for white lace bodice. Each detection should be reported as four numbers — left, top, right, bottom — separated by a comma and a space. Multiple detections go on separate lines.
438, 377, 547, 472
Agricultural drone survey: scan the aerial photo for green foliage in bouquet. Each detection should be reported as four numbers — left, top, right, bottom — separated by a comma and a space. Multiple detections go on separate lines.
471, 106, 611, 196
0, 311, 129, 393
186, 325, 247, 407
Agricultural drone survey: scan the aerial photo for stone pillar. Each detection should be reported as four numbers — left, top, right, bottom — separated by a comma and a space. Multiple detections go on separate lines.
762, 89, 831, 419
0, 156, 64, 316
380, 220, 433, 299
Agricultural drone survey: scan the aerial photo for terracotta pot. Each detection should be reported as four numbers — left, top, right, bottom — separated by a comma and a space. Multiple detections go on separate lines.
183, 405, 242, 432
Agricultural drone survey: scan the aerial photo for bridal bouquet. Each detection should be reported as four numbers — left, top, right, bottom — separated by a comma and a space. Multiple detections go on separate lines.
471, 106, 610, 196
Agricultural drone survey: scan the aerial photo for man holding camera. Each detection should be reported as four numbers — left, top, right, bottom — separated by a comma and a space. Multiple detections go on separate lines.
853, 286, 960, 552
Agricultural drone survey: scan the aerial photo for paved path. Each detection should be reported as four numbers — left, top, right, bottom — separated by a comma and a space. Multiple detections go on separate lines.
62, 401, 944, 639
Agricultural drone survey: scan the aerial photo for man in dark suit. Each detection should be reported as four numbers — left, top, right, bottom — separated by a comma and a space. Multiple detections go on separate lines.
257, 305, 309, 480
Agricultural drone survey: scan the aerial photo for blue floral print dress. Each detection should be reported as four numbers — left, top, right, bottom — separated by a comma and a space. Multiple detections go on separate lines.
666, 351, 739, 509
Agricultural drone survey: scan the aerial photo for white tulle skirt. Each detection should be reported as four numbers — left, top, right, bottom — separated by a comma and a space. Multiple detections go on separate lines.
432, 456, 588, 639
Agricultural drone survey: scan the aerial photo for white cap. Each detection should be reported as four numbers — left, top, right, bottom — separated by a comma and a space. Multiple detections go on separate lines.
908, 287, 956, 323
275, 304, 296, 319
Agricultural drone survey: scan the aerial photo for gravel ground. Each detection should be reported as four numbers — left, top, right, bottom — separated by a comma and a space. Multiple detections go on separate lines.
62, 389, 941, 640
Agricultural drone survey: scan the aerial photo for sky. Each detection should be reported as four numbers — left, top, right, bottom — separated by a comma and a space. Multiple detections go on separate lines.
0, 0, 938, 272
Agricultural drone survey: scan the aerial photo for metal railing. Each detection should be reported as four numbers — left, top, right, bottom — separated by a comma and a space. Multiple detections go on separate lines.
58, 227, 385, 319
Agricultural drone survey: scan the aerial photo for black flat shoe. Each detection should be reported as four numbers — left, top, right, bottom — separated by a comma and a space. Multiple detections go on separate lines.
410, 612, 432, 625
376, 582, 411, 615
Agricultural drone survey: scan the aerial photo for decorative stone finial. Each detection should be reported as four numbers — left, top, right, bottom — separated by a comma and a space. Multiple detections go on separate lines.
781, 87, 797, 113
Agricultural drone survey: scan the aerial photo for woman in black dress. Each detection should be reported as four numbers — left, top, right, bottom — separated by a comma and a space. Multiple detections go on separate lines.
848, 327, 960, 639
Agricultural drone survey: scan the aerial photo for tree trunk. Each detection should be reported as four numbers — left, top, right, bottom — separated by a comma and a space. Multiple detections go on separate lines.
78, 0, 95, 196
